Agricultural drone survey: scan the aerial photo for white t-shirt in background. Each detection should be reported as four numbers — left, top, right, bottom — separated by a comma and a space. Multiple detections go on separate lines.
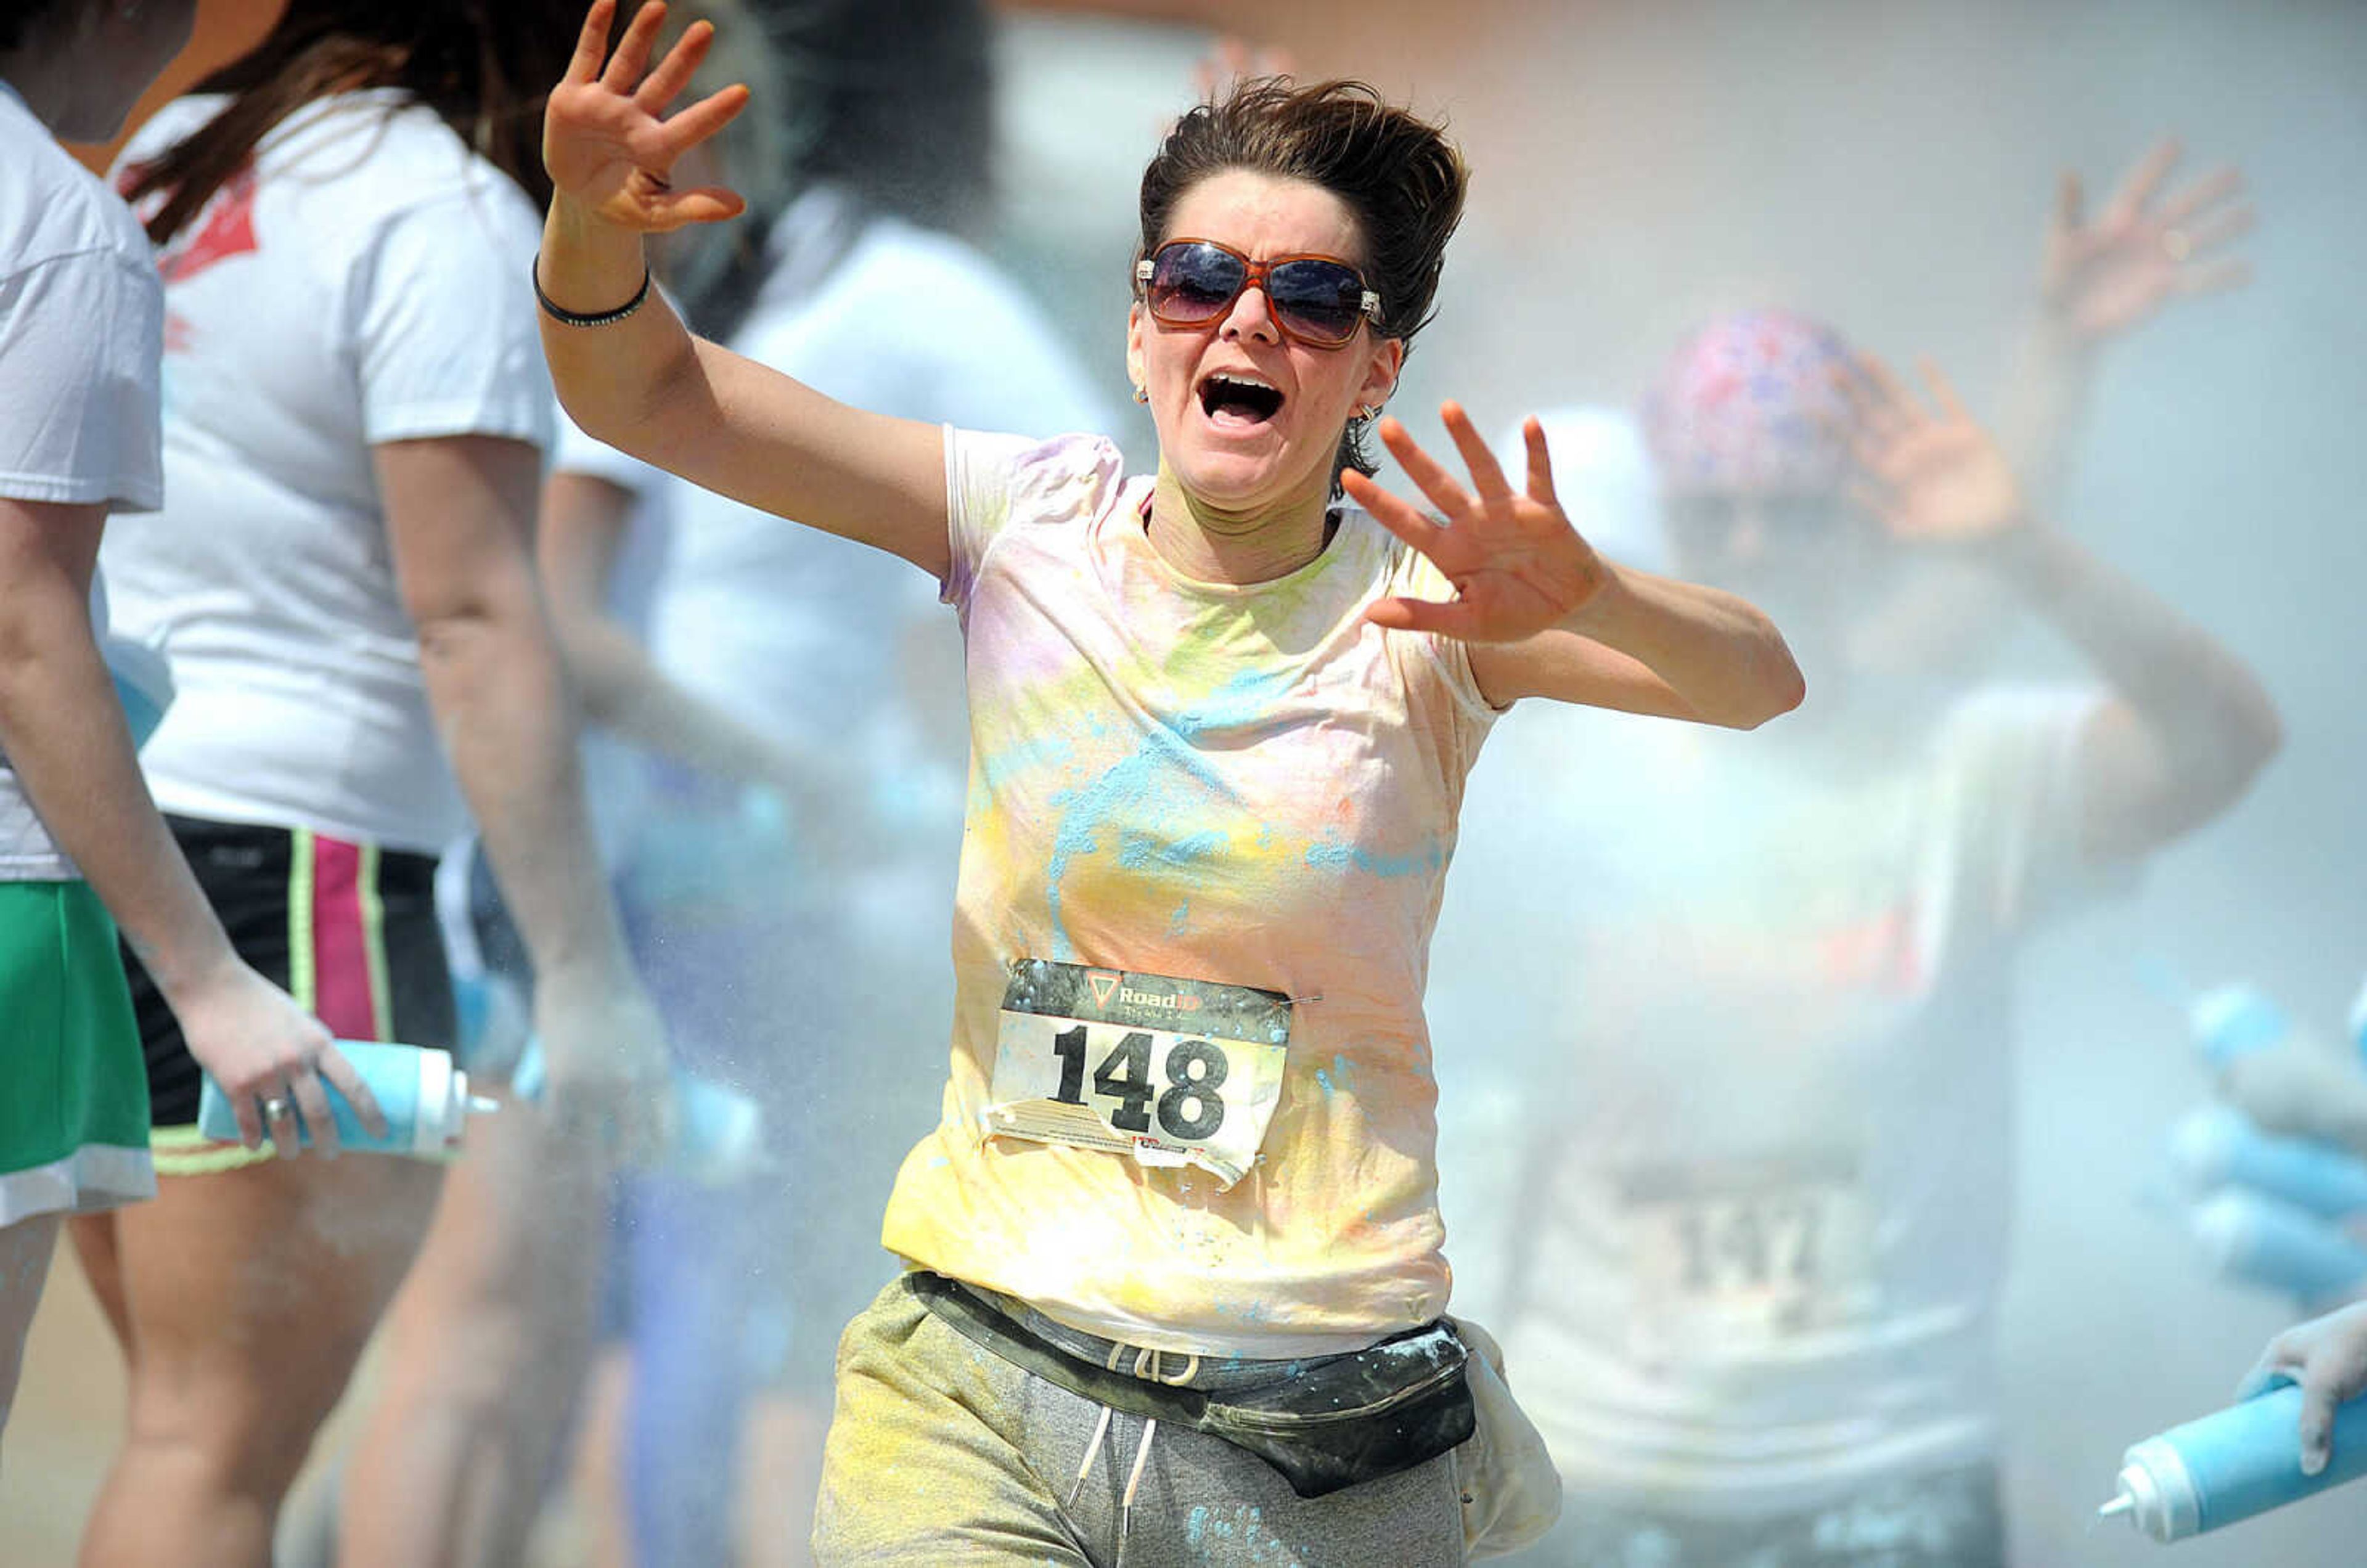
101, 90, 553, 854
0, 80, 164, 881
1468, 687, 2114, 1516
648, 187, 1116, 757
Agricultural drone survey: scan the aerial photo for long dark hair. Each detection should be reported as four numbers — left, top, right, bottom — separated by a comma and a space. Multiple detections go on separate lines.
125, 0, 587, 246
1138, 80, 1468, 483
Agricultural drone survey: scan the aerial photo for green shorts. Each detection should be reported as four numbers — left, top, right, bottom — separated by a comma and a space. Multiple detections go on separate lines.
0, 880, 153, 1225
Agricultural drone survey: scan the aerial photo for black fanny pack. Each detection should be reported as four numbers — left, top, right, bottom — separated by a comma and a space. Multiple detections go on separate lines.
906, 1272, 1474, 1499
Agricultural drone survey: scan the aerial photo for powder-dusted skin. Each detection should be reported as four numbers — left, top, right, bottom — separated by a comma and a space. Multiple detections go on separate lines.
878, 430, 1500, 1358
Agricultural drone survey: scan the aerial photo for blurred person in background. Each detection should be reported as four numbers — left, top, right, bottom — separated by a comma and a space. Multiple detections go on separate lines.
1488, 151, 2278, 1567
340, 2, 1116, 1563
66, 4, 677, 1562
0, 0, 359, 1458
538, 4, 1804, 1561
599, 0, 1116, 1558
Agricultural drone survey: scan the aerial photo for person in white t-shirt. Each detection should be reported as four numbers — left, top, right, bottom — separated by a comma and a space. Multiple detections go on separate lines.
62, 6, 677, 1562
0, 0, 365, 1456
1492, 271, 2276, 1562
536, 9, 1806, 1564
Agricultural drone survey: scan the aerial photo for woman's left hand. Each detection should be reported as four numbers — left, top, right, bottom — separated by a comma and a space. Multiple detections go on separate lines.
1346, 403, 1612, 642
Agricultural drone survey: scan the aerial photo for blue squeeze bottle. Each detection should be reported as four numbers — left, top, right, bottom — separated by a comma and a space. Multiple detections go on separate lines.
2189, 1189, 2367, 1303
510, 1039, 764, 1186
195, 1040, 497, 1156
2189, 984, 2297, 1071
2099, 1383, 2367, 1541
2167, 1106, 2367, 1220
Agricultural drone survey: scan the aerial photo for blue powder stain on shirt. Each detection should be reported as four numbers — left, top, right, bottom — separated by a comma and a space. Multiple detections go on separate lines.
1119, 827, 1228, 871
1168, 900, 1192, 935
1170, 665, 1302, 742
1040, 672, 1294, 958
978, 731, 1076, 796
1314, 1053, 1357, 1098
1302, 835, 1445, 880
1186, 1506, 1210, 1547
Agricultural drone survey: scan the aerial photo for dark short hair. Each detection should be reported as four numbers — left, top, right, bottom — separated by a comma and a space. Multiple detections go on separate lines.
680, 0, 992, 341
756, 0, 991, 236
1137, 79, 1468, 483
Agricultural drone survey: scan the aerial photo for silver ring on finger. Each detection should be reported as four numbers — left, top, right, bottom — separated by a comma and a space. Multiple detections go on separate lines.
261, 1095, 292, 1121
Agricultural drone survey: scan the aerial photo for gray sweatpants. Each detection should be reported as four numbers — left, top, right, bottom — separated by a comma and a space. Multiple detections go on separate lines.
812, 1275, 1468, 1567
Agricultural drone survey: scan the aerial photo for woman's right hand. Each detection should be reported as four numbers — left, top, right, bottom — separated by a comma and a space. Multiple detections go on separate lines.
2239, 1301, 2367, 1477
169, 957, 384, 1156
545, 0, 751, 234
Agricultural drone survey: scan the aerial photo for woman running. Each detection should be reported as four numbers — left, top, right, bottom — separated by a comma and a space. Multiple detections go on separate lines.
538, 5, 1802, 1561
68, 6, 670, 1562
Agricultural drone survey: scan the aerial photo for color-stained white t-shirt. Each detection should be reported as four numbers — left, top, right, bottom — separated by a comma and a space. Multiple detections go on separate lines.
100, 90, 554, 852
877, 430, 1501, 1358
0, 80, 163, 881
1474, 689, 2112, 1516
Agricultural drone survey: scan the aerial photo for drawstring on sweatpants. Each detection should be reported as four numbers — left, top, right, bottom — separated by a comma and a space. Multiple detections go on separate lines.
1065, 1343, 1201, 1566
1120, 1418, 1158, 1565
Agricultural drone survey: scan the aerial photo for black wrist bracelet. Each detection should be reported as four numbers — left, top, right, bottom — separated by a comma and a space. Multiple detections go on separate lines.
533, 260, 651, 327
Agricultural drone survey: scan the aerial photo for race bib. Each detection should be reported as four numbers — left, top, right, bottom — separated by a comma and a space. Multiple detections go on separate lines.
1621, 1151, 1876, 1359
987, 958, 1292, 1188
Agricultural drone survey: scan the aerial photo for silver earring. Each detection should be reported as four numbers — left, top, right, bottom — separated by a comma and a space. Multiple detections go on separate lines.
1132, 385, 1150, 405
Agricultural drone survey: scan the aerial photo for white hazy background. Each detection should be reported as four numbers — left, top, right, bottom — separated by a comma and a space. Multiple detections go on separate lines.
6, 3, 2360, 1564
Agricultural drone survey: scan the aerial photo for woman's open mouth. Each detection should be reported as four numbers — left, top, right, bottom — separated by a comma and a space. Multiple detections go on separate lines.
1198, 371, 1284, 429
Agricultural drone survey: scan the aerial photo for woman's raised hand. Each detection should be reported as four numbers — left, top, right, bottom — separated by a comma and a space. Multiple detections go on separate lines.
1838, 354, 2031, 549
544, 0, 751, 233
1346, 404, 1611, 643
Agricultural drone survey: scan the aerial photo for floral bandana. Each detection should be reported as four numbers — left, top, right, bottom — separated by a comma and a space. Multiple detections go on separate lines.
1640, 310, 1858, 497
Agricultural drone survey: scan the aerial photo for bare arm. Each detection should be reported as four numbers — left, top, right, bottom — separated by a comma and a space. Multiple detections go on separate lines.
377, 435, 671, 1159
536, 0, 947, 576
1845, 353, 2279, 863
1991, 526, 2281, 860
1341, 405, 1804, 728
539, 469, 844, 801
1478, 567, 1804, 726
0, 497, 369, 1150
